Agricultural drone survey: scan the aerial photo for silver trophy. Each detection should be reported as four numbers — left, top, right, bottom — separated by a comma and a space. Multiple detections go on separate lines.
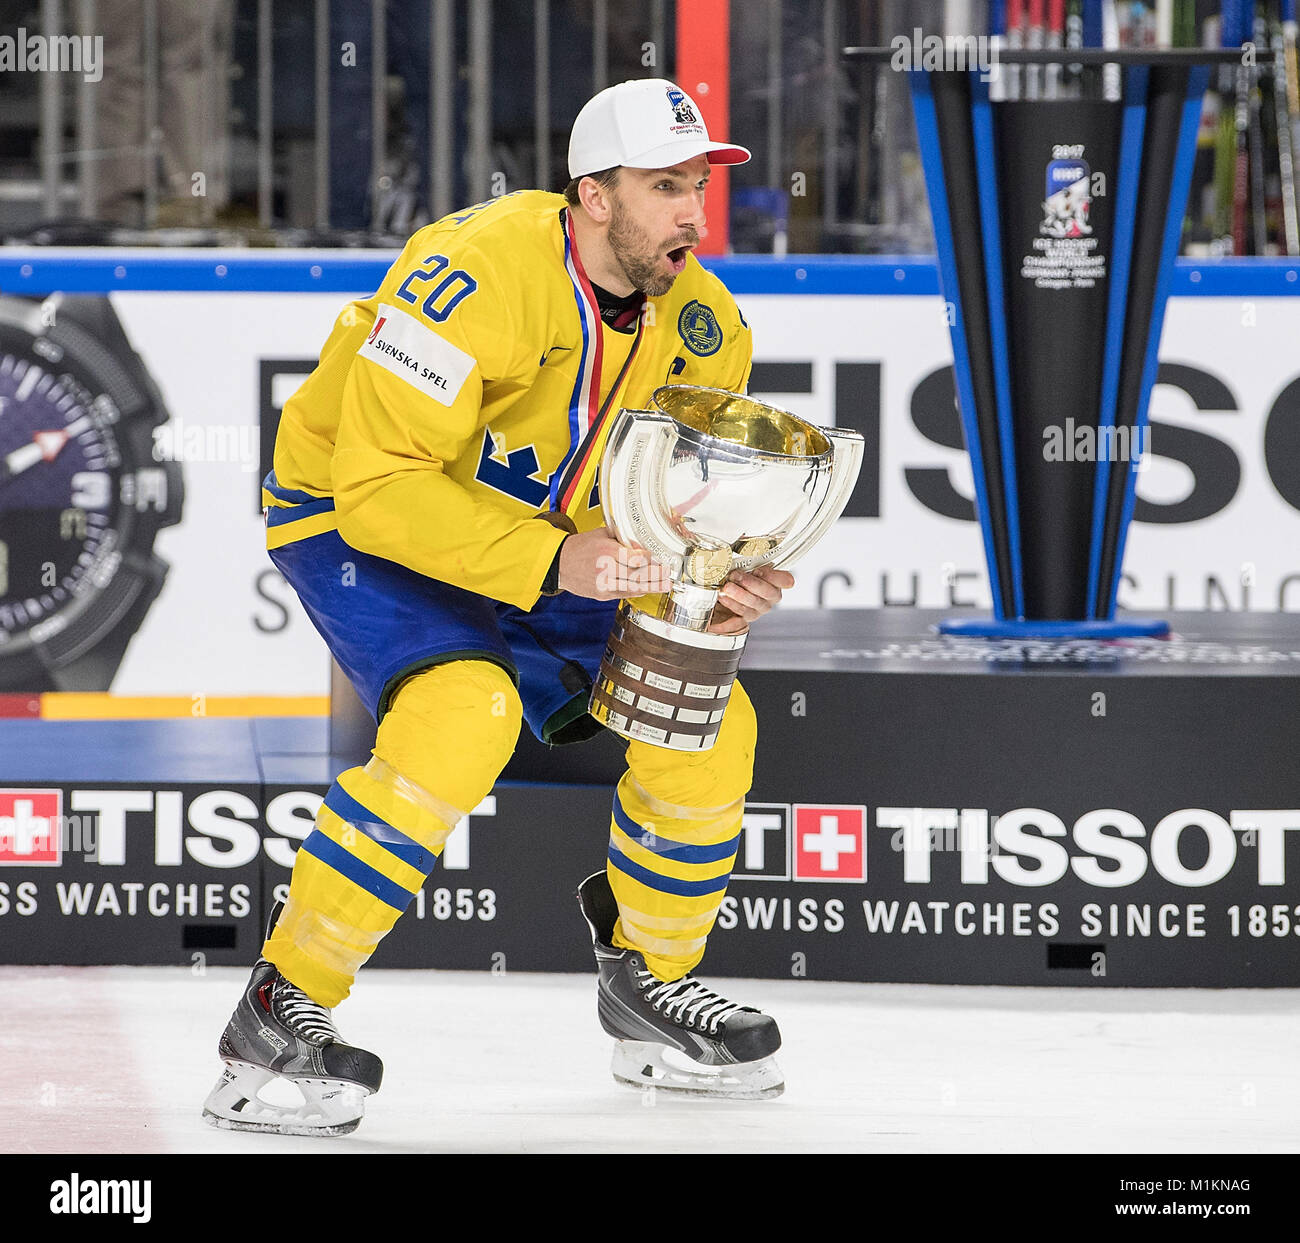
589, 385, 864, 750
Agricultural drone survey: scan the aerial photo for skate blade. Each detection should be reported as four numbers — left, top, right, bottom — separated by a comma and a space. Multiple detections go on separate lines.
611, 1041, 785, 1100
201, 1061, 370, 1137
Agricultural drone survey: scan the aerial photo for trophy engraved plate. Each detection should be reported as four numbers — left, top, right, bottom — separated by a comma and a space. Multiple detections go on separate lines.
645, 671, 683, 693
589, 385, 864, 751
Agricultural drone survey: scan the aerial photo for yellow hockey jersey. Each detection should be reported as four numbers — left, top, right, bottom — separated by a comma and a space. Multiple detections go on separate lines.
266, 189, 753, 611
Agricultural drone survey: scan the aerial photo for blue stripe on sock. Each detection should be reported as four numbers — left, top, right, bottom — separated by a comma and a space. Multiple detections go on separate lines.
323, 783, 437, 874
611, 794, 739, 865
299, 830, 416, 912
607, 844, 732, 897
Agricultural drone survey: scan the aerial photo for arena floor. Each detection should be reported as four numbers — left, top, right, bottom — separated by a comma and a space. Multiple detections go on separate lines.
3, 966, 1296, 1154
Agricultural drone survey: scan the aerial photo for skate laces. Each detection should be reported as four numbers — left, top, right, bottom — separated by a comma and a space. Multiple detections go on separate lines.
273, 977, 340, 1044
636, 970, 745, 1035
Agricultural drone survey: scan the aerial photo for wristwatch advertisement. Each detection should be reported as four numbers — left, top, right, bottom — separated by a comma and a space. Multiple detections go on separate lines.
0, 294, 184, 692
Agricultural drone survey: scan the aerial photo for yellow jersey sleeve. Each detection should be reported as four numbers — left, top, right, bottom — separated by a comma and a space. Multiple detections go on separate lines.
725, 306, 754, 394
331, 237, 567, 611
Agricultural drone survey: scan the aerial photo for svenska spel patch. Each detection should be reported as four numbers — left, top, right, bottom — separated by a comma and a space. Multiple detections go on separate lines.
357, 303, 476, 406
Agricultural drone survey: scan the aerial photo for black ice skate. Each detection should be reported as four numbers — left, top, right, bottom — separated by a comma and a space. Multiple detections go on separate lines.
576, 871, 784, 1099
201, 906, 383, 1136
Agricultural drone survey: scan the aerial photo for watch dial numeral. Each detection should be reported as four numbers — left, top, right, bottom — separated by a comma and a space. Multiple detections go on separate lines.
132, 468, 168, 512
70, 470, 110, 509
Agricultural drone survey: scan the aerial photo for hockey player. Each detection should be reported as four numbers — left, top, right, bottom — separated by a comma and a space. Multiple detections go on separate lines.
203, 78, 792, 1136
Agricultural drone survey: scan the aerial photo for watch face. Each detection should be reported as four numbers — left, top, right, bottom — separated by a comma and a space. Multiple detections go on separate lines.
0, 300, 180, 685
0, 292, 180, 676
0, 330, 132, 656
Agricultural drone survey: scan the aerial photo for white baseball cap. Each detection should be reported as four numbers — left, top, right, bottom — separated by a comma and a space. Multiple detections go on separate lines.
567, 78, 751, 179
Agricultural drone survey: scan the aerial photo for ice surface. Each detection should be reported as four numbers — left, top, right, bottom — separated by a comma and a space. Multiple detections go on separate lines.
1, 965, 1296, 1154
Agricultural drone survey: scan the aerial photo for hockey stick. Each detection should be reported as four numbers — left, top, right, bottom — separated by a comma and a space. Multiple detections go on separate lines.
1275, 10, 1300, 254
1285, 2, 1300, 244
1157, 0, 1174, 44
1045, 0, 1065, 98
1286, 0, 1300, 116
1007, 0, 1025, 100
1228, 1, 1251, 253
1249, 8, 1270, 252
1026, 0, 1044, 98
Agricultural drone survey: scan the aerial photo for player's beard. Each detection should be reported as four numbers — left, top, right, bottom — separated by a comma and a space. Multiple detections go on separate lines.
607, 196, 694, 297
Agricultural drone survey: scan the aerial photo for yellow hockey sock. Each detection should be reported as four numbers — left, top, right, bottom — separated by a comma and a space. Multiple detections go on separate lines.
607, 680, 757, 980
263, 660, 521, 1005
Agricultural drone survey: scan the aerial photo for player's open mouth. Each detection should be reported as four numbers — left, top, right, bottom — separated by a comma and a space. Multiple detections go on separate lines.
666, 246, 691, 273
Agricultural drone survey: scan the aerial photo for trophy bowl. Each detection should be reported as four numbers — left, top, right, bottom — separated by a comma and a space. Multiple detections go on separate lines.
589, 385, 864, 750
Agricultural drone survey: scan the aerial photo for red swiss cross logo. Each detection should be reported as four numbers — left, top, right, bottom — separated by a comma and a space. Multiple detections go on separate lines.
0, 789, 63, 865
792, 804, 866, 882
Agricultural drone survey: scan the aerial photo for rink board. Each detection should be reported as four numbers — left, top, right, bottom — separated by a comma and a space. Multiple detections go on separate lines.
2, 611, 1298, 987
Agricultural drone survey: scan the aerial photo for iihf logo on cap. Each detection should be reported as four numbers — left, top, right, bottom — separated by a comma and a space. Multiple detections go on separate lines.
666, 86, 698, 127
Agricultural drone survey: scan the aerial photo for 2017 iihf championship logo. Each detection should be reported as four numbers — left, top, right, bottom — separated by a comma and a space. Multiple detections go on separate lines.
1041, 156, 1092, 238
666, 86, 697, 127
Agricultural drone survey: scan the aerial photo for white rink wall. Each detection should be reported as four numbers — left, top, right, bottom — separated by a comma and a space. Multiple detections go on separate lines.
74, 282, 1300, 695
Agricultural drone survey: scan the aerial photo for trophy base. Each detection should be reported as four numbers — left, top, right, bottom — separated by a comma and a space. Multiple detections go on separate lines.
936, 616, 1171, 639
589, 603, 747, 751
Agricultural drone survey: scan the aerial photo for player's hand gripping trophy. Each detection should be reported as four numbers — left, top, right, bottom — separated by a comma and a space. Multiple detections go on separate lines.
589, 385, 864, 749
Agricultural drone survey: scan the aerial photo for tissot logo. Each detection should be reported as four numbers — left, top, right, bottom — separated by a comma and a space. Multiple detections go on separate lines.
734, 804, 791, 880
731, 802, 1300, 888
0, 789, 62, 865
793, 805, 867, 882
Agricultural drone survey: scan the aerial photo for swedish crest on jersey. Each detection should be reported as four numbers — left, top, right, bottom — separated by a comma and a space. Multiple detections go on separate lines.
677, 300, 722, 356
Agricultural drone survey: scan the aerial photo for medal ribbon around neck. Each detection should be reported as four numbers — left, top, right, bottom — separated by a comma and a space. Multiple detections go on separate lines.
549, 208, 647, 518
